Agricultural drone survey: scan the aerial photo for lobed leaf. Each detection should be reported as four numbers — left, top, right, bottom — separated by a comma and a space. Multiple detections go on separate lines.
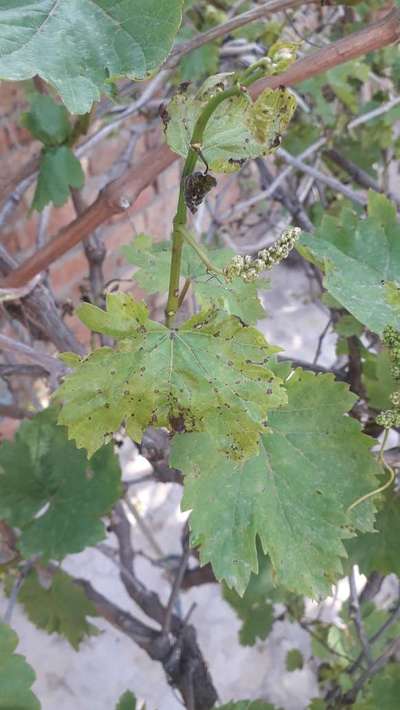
171, 369, 380, 596
0, 1, 184, 114
299, 193, 400, 334
32, 146, 84, 211
0, 622, 40, 709
21, 93, 72, 146
12, 569, 99, 651
0, 408, 122, 560
57, 293, 285, 459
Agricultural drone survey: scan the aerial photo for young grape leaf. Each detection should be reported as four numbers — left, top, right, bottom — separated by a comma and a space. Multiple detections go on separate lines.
122, 234, 267, 323
11, 569, 99, 651
299, 193, 400, 334
0, 408, 121, 560
33, 146, 84, 211
165, 78, 296, 172
345, 492, 400, 577
21, 94, 72, 146
0, 1, 183, 114
0, 622, 40, 710
116, 690, 138, 710
57, 293, 285, 459
171, 369, 380, 596
223, 550, 276, 646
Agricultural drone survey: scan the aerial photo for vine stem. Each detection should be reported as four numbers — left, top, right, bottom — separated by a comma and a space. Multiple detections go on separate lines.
165, 85, 244, 327
347, 429, 395, 512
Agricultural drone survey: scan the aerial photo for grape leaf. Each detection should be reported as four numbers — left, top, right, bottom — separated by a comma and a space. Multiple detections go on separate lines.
345, 492, 400, 577
13, 569, 99, 651
171, 369, 380, 596
116, 690, 138, 710
299, 193, 400, 334
0, 622, 40, 710
165, 78, 296, 172
223, 550, 275, 646
354, 664, 400, 709
0, 1, 183, 114
32, 146, 84, 211
300, 60, 369, 125
57, 293, 285, 459
362, 348, 397, 411
122, 234, 267, 323
0, 408, 121, 560
21, 94, 72, 146
286, 649, 303, 671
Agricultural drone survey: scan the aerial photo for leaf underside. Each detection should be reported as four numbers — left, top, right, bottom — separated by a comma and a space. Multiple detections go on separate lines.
166, 78, 296, 172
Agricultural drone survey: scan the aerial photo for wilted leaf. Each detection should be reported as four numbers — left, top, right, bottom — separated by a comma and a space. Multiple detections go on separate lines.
166, 78, 296, 172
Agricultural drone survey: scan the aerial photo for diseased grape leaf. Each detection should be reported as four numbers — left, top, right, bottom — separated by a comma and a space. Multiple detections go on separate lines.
21, 93, 72, 146
11, 569, 99, 651
171, 369, 380, 596
0, 1, 183, 114
122, 234, 267, 323
0, 622, 40, 710
345, 492, 400, 577
57, 293, 285, 460
299, 193, 400, 334
165, 77, 296, 172
0, 408, 121, 560
32, 146, 84, 211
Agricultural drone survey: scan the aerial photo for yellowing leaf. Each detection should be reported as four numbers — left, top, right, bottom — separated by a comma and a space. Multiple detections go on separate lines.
57, 294, 285, 459
166, 78, 296, 173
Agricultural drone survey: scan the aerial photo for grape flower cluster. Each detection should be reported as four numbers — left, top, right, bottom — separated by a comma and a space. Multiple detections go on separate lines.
376, 325, 400, 429
223, 226, 301, 283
